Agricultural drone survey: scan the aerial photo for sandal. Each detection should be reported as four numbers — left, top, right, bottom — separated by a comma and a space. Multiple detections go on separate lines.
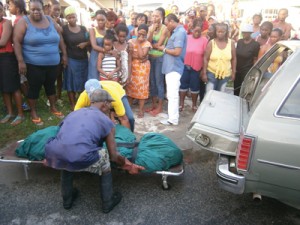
31, 117, 44, 126
10, 116, 25, 126
51, 111, 65, 119
0, 114, 14, 124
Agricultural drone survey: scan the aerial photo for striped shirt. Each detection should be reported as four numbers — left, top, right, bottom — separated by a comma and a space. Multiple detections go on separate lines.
100, 54, 118, 80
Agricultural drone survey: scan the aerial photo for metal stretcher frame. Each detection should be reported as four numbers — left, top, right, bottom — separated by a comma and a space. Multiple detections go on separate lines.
0, 140, 184, 189
0, 140, 44, 180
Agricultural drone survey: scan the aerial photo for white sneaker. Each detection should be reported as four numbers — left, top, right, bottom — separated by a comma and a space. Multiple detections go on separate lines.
160, 119, 178, 126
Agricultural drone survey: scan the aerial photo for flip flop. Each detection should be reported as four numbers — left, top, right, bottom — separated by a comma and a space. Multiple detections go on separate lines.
0, 114, 15, 124
10, 116, 25, 126
51, 111, 65, 119
179, 105, 184, 112
31, 117, 44, 126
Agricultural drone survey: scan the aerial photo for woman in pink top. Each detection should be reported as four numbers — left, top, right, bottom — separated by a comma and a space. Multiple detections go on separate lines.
179, 18, 208, 112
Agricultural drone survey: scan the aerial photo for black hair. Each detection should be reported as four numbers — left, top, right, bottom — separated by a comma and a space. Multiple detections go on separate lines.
272, 28, 283, 37
156, 7, 165, 24
214, 22, 229, 41
192, 17, 203, 29
136, 13, 148, 25
115, 23, 129, 35
95, 9, 106, 17
104, 29, 117, 43
48, 0, 60, 6
166, 13, 179, 23
252, 13, 262, 21
261, 21, 273, 32
9, 0, 27, 14
29, 0, 44, 6
208, 23, 216, 40
106, 10, 117, 21
138, 23, 148, 33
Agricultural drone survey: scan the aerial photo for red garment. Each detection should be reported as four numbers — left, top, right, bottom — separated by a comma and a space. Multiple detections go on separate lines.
0, 19, 14, 53
183, 24, 193, 35
14, 15, 22, 26
202, 20, 209, 31
184, 35, 208, 71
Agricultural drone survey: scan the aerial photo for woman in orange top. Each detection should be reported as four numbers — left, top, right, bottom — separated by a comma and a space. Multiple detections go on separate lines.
126, 24, 151, 118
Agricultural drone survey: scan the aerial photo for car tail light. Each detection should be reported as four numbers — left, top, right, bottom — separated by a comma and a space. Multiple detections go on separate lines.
236, 135, 254, 171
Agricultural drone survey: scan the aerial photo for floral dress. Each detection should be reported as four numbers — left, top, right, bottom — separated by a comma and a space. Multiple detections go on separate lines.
126, 40, 151, 100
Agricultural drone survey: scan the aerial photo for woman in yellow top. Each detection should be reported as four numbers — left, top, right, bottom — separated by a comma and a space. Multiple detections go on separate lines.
88, 10, 106, 80
74, 79, 135, 132
202, 23, 236, 93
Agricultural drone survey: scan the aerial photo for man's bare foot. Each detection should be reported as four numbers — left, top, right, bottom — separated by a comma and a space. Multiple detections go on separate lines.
149, 109, 162, 116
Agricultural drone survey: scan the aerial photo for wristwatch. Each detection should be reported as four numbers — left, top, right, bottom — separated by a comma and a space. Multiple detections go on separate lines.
163, 48, 167, 53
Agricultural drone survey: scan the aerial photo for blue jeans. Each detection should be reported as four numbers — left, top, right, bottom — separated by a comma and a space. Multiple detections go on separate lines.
149, 56, 165, 100
122, 96, 135, 132
180, 65, 200, 93
206, 71, 230, 93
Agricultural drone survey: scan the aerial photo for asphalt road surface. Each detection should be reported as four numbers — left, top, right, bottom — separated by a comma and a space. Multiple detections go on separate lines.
1, 99, 300, 225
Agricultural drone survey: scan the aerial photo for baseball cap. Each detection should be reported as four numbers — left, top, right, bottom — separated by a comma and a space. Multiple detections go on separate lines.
85, 79, 101, 97
90, 89, 115, 103
241, 24, 253, 33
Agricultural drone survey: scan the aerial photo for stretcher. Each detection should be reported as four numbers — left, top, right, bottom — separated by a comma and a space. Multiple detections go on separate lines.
0, 140, 184, 190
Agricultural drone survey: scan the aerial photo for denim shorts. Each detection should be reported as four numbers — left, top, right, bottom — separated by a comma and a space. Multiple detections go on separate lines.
179, 65, 201, 93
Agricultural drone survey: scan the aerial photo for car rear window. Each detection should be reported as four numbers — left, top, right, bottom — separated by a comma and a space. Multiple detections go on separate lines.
249, 47, 293, 111
277, 79, 300, 118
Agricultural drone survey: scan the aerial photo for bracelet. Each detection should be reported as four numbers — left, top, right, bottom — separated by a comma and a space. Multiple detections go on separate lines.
163, 47, 167, 53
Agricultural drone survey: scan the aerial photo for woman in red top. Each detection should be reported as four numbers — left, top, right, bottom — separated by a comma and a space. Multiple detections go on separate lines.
179, 18, 208, 112
0, 2, 24, 125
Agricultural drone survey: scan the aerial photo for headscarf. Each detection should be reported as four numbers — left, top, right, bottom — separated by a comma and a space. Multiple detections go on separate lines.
64, 6, 76, 17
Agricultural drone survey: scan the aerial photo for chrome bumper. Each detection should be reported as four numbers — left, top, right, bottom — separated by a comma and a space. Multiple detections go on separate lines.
216, 155, 245, 194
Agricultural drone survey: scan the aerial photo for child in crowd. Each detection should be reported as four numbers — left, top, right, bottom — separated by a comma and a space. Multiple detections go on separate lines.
97, 30, 121, 82
126, 24, 151, 118
114, 23, 132, 86
254, 21, 273, 47
130, 13, 148, 39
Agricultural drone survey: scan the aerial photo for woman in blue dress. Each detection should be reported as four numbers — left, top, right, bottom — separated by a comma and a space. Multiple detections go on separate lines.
88, 10, 106, 80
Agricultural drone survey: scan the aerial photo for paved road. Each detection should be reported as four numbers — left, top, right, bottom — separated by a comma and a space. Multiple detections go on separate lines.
1, 99, 300, 225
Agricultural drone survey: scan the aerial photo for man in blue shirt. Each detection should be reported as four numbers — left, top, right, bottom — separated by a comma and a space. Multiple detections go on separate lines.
45, 89, 144, 213
158, 13, 187, 125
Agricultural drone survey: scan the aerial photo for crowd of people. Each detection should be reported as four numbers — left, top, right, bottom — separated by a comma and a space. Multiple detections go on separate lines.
0, 0, 298, 213
0, 0, 296, 127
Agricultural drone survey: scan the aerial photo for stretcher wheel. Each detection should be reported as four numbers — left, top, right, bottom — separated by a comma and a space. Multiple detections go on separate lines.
162, 176, 171, 190
162, 183, 171, 190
